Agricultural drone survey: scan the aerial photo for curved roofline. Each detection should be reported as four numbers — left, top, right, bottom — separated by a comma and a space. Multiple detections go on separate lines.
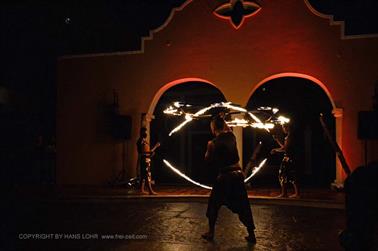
60, 0, 193, 59
304, 0, 378, 40
60, 0, 378, 59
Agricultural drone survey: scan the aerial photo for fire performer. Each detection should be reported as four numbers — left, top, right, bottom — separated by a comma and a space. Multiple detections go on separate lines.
136, 127, 159, 195
271, 123, 300, 198
202, 116, 256, 243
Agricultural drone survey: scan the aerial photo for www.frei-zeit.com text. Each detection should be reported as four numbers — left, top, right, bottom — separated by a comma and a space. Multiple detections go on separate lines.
18, 233, 148, 240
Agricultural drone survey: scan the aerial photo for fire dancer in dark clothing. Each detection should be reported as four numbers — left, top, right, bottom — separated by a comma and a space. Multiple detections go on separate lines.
271, 123, 300, 198
136, 127, 159, 195
202, 116, 256, 243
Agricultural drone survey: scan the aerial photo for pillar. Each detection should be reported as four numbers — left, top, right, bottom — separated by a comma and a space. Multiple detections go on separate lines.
332, 107, 344, 188
231, 114, 244, 167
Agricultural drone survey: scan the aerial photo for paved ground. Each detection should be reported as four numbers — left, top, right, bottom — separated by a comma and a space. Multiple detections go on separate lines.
13, 185, 346, 210
5, 199, 346, 251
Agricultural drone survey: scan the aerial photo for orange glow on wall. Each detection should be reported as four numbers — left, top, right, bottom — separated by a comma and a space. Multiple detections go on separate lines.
57, 0, 378, 185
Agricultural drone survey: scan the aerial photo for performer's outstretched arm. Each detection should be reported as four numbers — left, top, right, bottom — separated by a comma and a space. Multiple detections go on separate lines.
142, 142, 160, 157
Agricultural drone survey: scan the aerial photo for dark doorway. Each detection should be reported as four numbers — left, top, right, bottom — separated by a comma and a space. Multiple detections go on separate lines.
151, 82, 226, 185
243, 77, 335, 188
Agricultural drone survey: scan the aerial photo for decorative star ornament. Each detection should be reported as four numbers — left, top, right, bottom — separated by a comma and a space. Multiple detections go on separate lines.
213, 0, 262, 29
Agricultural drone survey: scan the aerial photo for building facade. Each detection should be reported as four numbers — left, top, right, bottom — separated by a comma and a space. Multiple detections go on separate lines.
57, 0, 378, 185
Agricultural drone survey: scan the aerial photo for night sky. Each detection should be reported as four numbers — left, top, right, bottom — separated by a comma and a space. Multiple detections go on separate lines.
0, 0, 377, 138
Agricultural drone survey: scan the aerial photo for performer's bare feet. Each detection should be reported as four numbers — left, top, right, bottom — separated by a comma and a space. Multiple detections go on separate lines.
289, 193, 300, 198
201, 232, 214, 241
275, 193, 288, 198
245, 233, 257, 244
140, 191, 148, 195
149, 191, 158, 195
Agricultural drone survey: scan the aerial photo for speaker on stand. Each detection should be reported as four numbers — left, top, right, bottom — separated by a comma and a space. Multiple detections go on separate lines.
108, 90, 133, 187
358, 111, 378, 168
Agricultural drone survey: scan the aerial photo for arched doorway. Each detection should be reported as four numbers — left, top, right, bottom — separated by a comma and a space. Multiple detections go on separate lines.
150, 80, 226, 185
243, 76, 336, 188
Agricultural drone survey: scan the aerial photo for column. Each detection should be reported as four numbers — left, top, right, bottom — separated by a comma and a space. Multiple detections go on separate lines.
332, 107, 344, 188
144, 112, 156, 184
143, 113, 155, 136
231, 114, 243, 167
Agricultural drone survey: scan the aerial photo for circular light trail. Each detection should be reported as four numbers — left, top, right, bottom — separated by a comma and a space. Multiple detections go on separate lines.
162, 101, 289, 188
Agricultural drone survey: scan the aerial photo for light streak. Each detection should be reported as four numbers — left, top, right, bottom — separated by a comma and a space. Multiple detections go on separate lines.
256, 106, 279, 115
165, 101, 290, 135
277, 115, 290, 124
168, 102, 221, 136
168, 119, 192, 136
162, 101, 287, 187
251, 123, 274, 129
163, 105, 183, 116
173, 102, 181, 108
248, 112, 271, 131
226, 118, 250, 127
168, 102, 253, 136
193, 104, 217, 116
257, 106, 272, 110
185, 114, 193, 120
248, 112, 262, 123
163, 158, 268, 189
226, 119, 274, 129
244, 158, 267, 183
222, 102, 248, 112
163, 159, 212, 189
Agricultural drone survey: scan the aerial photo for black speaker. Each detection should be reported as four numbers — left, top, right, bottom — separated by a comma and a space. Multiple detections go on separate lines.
358, 111, 378, 140
112, 115, 132, 140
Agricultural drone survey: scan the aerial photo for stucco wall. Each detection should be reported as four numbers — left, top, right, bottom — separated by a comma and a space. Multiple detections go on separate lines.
57, 0, 378, 184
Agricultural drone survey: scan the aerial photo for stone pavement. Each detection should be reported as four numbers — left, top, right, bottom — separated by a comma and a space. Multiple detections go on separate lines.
8, 199, 345, 251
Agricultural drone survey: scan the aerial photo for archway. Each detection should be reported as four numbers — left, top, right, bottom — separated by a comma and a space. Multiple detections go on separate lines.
149, 80, 226, 184
243, 75, 336, 188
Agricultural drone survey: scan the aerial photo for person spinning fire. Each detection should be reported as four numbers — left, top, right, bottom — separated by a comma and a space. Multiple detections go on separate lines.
136, 127, 160, 195
202, 115, 257, 243
271, 123, 300, 198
